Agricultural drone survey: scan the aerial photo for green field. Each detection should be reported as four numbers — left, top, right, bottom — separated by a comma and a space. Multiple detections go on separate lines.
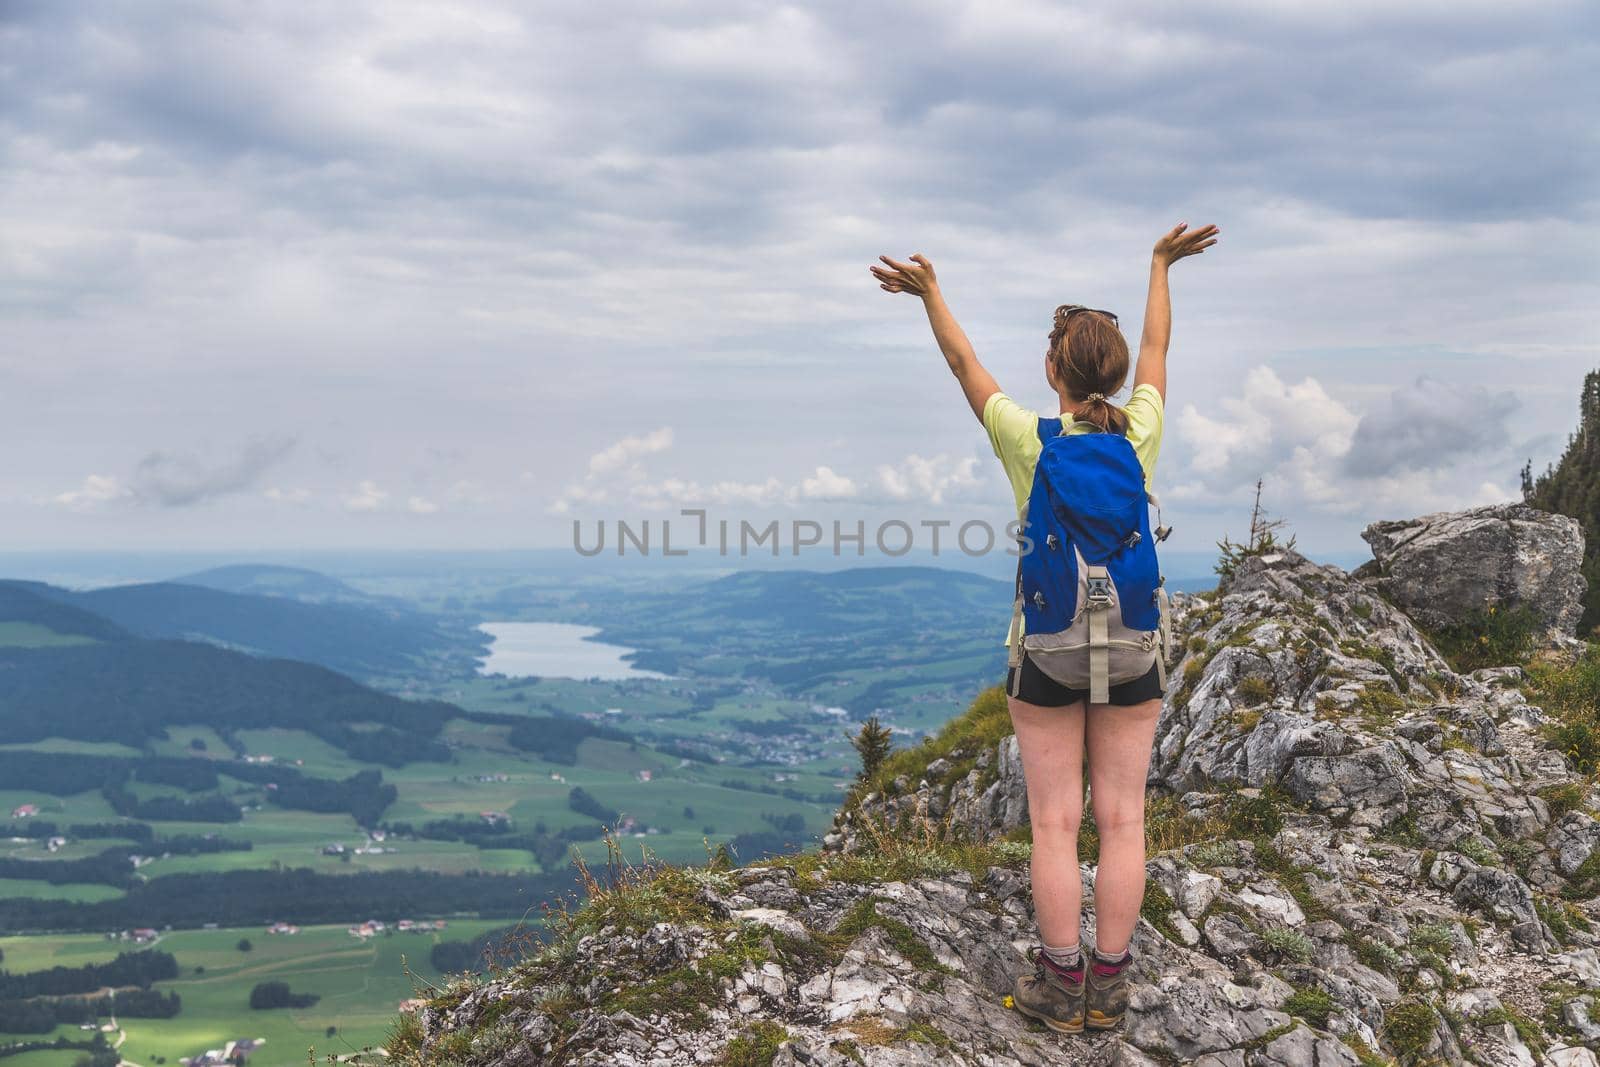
0, 878, 123, 903
0, 921, 512, 1067
0, 621, 98, 649
2, 716, 839, 899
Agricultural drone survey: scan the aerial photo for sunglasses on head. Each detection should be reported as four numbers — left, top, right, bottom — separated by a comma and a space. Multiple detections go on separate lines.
1053, 304, 1119, 328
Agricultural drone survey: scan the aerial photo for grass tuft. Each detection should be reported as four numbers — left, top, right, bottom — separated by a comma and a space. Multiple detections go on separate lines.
1282, 986, 1334, 1028
721, 1021, 790, 1067
1236, 675, 1274, 705
1383, 997, 1440, 1061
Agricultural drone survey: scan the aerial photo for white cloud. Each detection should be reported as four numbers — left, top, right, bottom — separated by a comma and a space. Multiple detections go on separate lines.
551, 428, 677, 513
630, 477, 788, 509
443, 480, 495, 505
407, 496, 439, 514
54, 475, 130, 511
1171, 365, 1528, 521
344, 480, 389, 512
588, 427, 674, 477
263, 487, 312, 505
799, 465, 858, 500
1178, 366, 1355, 486
546, 481, 607, 516
875, 454, 985, 505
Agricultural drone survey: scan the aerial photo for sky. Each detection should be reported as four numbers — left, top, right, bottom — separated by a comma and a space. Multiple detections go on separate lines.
2, 0, 1597, 566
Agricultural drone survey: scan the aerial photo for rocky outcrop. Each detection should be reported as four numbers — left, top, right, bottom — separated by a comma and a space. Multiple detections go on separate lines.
401, 508, 1600, 1066
1360, 503, 1586, 641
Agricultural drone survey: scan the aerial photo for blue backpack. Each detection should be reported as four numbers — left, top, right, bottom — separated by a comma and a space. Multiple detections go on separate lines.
1008, 416, 1174, 702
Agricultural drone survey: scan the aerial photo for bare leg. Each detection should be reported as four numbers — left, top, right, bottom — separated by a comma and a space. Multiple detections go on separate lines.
1083, 697, 1163, 955
1007, 695, 1086, 947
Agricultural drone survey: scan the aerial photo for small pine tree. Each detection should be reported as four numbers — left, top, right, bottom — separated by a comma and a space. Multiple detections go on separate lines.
850, 716, 894, 780
1215, 479, 1297, 579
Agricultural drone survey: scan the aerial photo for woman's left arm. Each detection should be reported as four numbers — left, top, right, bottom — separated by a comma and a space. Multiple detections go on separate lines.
871, 253, 999, 422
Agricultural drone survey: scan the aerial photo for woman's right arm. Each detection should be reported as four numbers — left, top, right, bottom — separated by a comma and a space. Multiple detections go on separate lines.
870, 253, 1000, 422
1134, 222, 1220, 403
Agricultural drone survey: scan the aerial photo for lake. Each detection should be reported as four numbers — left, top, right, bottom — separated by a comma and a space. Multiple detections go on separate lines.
476, 622, 672, 681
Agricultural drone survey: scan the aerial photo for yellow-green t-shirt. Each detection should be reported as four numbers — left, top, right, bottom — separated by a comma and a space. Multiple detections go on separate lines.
982, 383, 1165, 646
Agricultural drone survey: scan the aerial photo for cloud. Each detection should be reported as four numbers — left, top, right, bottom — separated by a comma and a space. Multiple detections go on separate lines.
344, 480, 389, 512
54, 474, 131, 511
407, 496, 439, 514
54, 438, 295, 510
551, 428, 676, 513
799, 465, 858, 500
1171, 365, 1527, 519
126, 437, 296, 507
547, 482, 608, 516
1341, 377, 1518, 477
875, 454, 985, 505
558, 437, 976, 512
628, 477, 788, 510
1178, 367, 1355, 487
588, 428, 674, 477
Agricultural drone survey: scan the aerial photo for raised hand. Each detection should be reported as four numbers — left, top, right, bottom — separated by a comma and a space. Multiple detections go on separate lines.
869, 253, 938, 297
1152, 222, 1219, 268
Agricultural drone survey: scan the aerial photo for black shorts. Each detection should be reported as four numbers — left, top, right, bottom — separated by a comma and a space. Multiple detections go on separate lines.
1005, 655, 1165, 708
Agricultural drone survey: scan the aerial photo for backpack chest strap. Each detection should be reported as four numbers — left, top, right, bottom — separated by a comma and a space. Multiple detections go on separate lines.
1085, 563, 1112, 704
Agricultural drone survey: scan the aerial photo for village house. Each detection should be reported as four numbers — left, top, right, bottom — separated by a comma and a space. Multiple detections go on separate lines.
182, 1036, 263, 1066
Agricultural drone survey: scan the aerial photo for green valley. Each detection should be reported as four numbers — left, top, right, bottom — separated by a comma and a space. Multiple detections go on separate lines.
0, 559, 1051, 1065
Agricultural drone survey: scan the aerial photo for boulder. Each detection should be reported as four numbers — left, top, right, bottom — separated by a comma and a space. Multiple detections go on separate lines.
1360, 503, 1585, 640
1251, 1025, 1363, 1067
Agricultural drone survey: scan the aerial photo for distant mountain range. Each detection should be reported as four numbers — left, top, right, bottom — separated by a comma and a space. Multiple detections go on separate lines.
176, 562, 397, 606
4, 572, 485, 682
0, 579, 464, 764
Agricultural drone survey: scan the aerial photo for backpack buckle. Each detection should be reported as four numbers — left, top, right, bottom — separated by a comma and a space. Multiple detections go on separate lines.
1123, 530, 1141, 549
1085, 576, 1113, 607
1154, 524, 1173, 543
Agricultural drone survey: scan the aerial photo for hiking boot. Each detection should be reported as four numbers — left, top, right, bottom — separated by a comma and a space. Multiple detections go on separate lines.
1085, 947, 1133, 1030
1012, 946, 1085, 1033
